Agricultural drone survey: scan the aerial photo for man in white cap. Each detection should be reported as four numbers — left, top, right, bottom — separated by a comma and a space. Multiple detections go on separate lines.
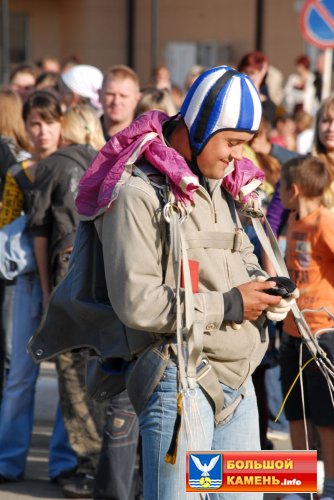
60, 64, 103, 113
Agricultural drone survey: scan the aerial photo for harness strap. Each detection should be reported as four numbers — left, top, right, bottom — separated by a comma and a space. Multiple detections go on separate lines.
196, 361, 224, 417
185, 230, 243, 252
196, 359, 246, 425
215, 390, 245, 425
170, 213, 188, 391
136, 161, 248, 422
170, 214, 203, 391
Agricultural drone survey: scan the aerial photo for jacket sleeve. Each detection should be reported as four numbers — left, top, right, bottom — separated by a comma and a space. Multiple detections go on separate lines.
99, 181, 228, 334
28, 162, 54, 237
28, 160, 78, 240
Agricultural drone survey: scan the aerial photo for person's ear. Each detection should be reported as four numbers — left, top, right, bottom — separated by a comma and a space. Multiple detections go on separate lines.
58, 128, 65, 148
291, 183, 300, 199
136, 91, 142, 104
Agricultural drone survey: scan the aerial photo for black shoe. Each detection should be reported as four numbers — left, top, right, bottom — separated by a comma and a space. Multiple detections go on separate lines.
0, 474, 21, 483
50, 467, 78, 485
62, 473, 95, 499
264, 437, 274, 450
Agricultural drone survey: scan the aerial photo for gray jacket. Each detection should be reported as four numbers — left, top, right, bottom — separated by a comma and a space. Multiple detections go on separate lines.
95, 172, 268, 390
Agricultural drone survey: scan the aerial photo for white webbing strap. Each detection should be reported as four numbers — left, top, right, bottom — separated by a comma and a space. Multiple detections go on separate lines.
169, 213, 203, 391
170, 213, 187, 391
251, 215, 327, 360
180, 229, 203, 390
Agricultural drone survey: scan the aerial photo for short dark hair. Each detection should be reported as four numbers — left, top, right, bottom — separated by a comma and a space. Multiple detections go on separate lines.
281, 155, 330, 198
23, 90, 62, 123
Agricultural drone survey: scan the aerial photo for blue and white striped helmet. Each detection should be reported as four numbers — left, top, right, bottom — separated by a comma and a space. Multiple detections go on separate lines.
180, 65, 262, 155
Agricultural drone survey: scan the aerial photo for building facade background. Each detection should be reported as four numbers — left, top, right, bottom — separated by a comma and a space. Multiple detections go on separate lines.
1, 0, 316, 88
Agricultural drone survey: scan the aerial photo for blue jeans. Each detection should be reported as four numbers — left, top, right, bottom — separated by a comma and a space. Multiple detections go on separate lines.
139, 361, 262, 500
0, 273, 77, 479
93, 390, 142, 499
265, 365, 289, 432
0, 279, 16, 398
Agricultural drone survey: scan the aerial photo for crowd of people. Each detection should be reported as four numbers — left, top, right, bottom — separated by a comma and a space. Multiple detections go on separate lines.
0, 49, 333, 500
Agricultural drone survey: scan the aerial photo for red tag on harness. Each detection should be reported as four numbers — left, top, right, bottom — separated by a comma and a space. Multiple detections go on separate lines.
181, 260, 199, 293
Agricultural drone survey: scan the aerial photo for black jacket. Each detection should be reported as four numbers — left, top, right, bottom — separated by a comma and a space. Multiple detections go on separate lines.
28, 144, 97, 263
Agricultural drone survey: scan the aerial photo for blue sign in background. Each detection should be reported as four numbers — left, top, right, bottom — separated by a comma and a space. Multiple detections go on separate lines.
300, 0, 334, 48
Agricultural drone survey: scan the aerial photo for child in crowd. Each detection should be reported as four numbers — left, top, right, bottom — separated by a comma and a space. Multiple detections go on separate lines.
279, 154, 334, 500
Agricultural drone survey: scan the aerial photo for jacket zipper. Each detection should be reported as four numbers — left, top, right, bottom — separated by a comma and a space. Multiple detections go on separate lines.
211, 181, 222, 224
197, 183, 220, 225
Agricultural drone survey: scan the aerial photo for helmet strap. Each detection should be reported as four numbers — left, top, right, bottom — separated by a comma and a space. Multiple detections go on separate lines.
188, 150, 203, 180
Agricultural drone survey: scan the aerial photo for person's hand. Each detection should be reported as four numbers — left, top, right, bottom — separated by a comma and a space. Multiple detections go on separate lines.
237, 279, 282, 321
256, 275, 299, 321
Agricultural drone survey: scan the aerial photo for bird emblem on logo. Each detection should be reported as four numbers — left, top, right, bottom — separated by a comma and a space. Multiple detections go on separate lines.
187, 453, 223, 490
191, 454, 220, 488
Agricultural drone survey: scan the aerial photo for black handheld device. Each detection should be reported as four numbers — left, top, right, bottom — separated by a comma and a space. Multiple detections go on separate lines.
264, 276, 296, 298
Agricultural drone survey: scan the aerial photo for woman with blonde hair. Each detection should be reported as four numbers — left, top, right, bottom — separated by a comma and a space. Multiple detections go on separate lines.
314, 95, 334, 161
135, 87, 177, 118
266, 94, 334, 239
0, 89, 31, 200
61, 104, 105, 150
0, 89, 30, 153
0, 89, 32, 403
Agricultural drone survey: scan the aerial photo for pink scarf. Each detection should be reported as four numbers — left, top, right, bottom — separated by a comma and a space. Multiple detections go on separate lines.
76, 110, 264, 218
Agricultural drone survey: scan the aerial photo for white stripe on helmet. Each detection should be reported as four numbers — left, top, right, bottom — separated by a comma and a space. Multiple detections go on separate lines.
183, 67, 227, 130
211, 76, 241, 133
245, 77, 262, 131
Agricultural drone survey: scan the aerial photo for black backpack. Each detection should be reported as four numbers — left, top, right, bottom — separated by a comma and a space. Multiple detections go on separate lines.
28, 169, 169, 400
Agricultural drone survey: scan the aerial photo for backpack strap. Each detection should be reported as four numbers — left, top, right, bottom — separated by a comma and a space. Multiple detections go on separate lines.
9, 161, 33, 192
195, 357, 247, 424
134, 165, 199, 392
133, 163, 170, 208
133, 164, 171, 258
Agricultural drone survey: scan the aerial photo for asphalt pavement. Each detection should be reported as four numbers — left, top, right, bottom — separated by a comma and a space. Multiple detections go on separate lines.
0, 363, 65, 500
0, 362, 295, 500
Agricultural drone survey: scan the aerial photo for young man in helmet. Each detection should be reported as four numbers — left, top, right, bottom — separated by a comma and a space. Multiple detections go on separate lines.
76, 66, 296, 499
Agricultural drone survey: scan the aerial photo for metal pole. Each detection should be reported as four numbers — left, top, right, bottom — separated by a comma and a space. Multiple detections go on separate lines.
321, 48, 333, 101
255, 0, 264, 52
151, 0, 159, 77
1, 0, 10, 84
127, 0, 135, 68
